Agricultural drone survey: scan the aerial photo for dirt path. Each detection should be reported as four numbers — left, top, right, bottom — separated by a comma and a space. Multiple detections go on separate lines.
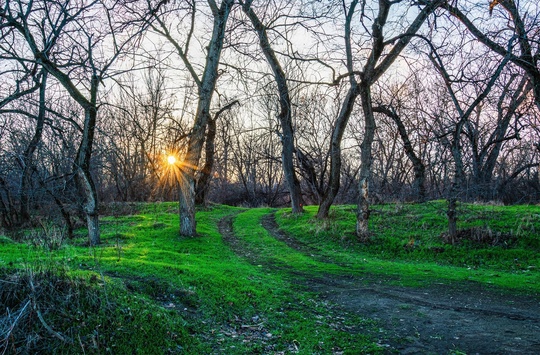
220, 213, 540, 354
308, 275, 540, 354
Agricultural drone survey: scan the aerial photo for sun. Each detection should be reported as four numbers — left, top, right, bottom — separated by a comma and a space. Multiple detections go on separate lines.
167, 155, 177, 165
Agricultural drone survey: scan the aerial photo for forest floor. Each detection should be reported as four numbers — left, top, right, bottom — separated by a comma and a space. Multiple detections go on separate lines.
3, 203, 540, 354
219, 212, 540, 355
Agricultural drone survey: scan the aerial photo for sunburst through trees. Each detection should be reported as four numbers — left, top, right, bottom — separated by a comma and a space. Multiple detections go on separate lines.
158, 152, 198, 205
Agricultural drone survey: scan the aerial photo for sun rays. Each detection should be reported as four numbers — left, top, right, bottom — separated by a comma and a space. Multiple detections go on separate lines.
156, 151, 199, 201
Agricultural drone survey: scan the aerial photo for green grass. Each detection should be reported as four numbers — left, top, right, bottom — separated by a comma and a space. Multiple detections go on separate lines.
1, 201, 539, 354
1, 204, 381, 354
275, 202, 540, 293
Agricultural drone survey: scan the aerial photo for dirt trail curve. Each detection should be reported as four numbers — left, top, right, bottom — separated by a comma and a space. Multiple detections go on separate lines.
219, 212, 540, 354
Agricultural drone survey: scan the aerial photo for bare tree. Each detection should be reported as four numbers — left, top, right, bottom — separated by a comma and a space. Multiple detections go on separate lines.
239, 0, 304, 213
195, 99, 238, 205
421, 30, 513, 241
294, 87, 339, 204
315, 0, 361, 220
372, 103, 427, 201
17, 70, 48, 222
303, 0, 441, 239
1, 0, 139, 245
100, 66, 182, 202
437, 0, 540, 111
0, 65, 48, 225
145, 0, 235, 235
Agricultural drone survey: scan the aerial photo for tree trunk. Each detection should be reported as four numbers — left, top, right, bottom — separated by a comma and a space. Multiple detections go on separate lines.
241, 0, 303, 213
75, 106, 100, 246
445, 134, 465, 244
317, 84, 359, 219
195, 117, 216, 206
75, 168, 100, 245
282, 130, 303, 213
179, 0, 234, 236
180, 177, 196, 235
356, 84, 376, 240
446, 197, 458, 244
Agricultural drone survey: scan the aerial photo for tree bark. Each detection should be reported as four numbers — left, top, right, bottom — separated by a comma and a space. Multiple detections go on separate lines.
317, 84, 359, 218
356, 84, 376, 240
446, 197, 458, 244
180, 177, 196, 235
179, 0, 234, 236
241, 0, 303, 213
195, 116, 217, 207
75, 103, 100, 246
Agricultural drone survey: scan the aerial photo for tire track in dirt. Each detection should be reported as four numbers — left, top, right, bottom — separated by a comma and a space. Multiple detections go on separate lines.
260, 212, 351, 268
256, 212, 540, 355
218, 213, 256, 264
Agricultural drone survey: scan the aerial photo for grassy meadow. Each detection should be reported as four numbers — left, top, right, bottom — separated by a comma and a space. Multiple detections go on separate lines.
1, 201, 539, 354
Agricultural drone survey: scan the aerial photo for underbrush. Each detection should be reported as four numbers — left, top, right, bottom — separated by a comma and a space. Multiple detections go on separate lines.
0, 263, 187, 354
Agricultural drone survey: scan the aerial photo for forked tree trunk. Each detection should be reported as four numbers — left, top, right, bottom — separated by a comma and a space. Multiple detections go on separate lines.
179, 0, 234, 236
316, 0, 360, 219
320, 0, 438, 222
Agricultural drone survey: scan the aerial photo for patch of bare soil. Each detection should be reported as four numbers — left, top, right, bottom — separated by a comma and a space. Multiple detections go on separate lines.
308, 275, 540, 354
221, 213, 540, 355
218, 213, 261, 266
